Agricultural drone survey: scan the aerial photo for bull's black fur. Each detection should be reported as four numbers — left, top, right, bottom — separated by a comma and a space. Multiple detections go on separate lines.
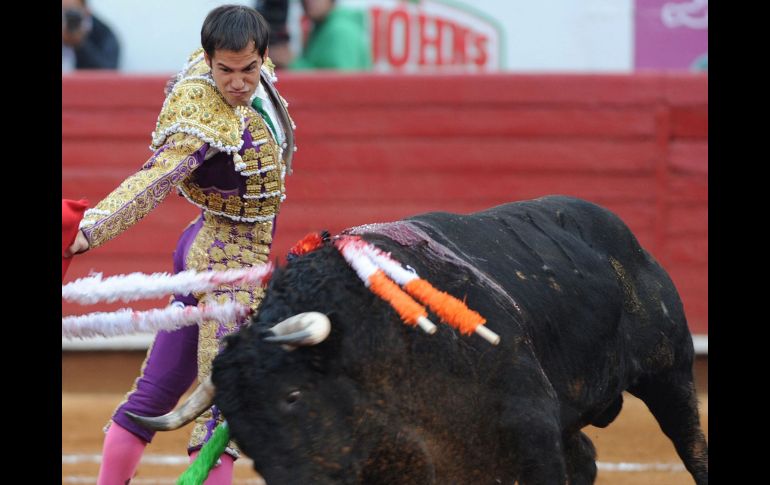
213, 196, 708, 485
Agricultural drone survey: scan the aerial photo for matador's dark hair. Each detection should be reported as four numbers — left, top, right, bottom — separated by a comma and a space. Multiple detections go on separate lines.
201, 5, 270, 59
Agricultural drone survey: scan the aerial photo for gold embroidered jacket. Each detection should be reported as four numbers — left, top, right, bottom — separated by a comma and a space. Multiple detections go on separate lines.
80, 50, 295, 249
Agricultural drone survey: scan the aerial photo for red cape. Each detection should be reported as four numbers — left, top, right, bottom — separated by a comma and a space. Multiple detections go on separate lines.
62, 199, 89, 281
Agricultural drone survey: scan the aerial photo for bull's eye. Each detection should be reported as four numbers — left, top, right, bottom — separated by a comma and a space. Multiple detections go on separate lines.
286, 390, 301, 405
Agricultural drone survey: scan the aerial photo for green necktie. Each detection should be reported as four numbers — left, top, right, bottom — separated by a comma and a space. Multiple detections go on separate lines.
252, 97, 279, 141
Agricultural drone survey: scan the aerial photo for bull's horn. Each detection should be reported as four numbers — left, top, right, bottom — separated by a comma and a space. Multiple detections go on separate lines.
263, 312, 331, 346
125, 376, 215, 431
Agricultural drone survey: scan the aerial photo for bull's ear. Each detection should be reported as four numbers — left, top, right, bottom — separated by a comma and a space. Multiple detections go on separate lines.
262, 312, 331, 348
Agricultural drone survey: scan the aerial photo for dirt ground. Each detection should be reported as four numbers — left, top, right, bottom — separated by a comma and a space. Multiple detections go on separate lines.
63, 352, 708, 484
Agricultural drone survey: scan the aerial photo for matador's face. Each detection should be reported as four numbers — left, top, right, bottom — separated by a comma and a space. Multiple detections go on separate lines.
205, 43, 263, 107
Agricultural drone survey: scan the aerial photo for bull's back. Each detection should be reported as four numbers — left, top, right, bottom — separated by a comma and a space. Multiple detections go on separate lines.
393, 196, 691, 402
401, 196, 640, 328
409, 195, 647, 271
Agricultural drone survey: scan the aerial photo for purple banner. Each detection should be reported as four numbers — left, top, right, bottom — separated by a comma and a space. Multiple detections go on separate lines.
635, 0, 708, 70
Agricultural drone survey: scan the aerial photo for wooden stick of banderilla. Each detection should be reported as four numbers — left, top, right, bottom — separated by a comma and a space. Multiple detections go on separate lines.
473, 324, 501, 346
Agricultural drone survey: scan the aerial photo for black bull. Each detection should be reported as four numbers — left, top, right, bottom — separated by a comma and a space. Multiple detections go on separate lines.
211, 196, 708, 485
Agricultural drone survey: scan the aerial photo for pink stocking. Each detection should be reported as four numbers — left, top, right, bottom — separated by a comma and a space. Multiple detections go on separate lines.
96, 422, 147, 485
189, 451, 235, 485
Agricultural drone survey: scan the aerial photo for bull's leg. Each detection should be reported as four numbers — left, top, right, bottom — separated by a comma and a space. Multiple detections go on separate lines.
629, 372, 708, 485
500, 398, 568, 485
562, 431, 597, 485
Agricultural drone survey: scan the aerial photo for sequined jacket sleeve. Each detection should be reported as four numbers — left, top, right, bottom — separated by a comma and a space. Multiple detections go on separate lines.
80, 133, 208, 249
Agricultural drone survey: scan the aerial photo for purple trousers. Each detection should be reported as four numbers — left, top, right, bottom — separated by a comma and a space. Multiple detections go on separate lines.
110, 217, 203, 444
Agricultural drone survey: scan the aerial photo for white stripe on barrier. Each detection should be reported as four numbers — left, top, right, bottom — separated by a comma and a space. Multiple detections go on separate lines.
692, 335, 708, 354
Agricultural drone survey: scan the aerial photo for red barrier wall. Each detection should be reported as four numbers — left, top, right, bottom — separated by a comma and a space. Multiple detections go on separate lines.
62, 72, 707, 334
